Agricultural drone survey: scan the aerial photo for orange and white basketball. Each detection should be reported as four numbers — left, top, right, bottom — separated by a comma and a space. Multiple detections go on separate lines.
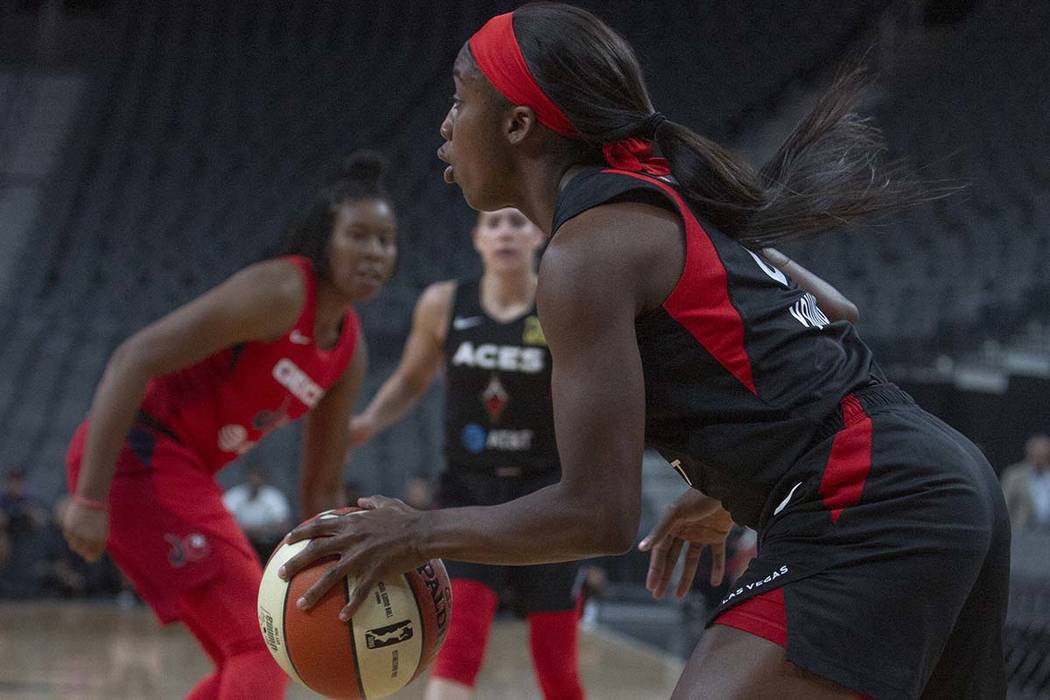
257, 508, 452, 699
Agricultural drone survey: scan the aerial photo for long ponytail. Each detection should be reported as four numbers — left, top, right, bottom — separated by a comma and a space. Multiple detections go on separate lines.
513, 4, 934, 247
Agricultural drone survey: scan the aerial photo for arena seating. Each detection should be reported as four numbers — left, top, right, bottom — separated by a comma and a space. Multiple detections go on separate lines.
0, 0, 894, 500
1, 3, 1048, 694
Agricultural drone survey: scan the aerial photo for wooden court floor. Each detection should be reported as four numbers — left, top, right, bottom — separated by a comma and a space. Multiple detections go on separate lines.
0, 602, 683, 699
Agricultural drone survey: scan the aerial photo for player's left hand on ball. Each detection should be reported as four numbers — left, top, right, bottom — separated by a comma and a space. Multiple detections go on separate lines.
278, 495, 426, 622
638, 489, 734, 599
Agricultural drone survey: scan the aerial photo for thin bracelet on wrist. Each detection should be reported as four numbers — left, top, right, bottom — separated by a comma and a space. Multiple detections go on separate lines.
72, 493, 109, 512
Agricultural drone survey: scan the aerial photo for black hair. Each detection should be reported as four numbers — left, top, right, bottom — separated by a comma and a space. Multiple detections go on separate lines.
508, 3, 937, 248
282, 150, 392, 278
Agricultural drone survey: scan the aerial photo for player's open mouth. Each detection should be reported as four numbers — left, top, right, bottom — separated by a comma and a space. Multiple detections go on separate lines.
437, 146, 454, 183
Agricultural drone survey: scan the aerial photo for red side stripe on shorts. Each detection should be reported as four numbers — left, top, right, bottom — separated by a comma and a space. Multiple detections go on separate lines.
818, 394, 873, 524
714, 587, 874, 700
713, 587, 787, 647
607, 170, 757, 394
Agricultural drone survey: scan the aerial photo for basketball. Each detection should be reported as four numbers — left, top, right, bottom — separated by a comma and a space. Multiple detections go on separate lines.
257, 508, 452, 699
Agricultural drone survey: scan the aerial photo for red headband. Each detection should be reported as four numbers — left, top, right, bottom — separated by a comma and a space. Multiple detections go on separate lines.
467, 12, 670, 176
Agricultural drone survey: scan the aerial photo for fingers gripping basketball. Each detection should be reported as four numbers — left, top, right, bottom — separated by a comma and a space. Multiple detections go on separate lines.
257, 508, 452, 699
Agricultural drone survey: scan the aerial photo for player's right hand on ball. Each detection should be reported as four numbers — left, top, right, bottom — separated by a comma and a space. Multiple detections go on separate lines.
347, 414, 376, 449
62, 501, 109, 562
638, 489, 734, 600
279, 495, 427, 622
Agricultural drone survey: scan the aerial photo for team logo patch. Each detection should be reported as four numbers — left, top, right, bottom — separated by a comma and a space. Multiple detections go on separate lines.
481, 374, 509, 422
522, 315, 547, 346
166, 532, 210, 568
252, 396, 292, 432
365, 619, 414, 649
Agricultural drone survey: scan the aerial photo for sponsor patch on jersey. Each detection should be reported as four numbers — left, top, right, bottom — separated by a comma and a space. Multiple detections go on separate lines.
218, 424, 254, 454
522, 315, 547, 346
462, 424, 487, 454
272, 358, 324, 407
485, 429, 533, 451
451, 341, 545, 374
459, 424, 534, 453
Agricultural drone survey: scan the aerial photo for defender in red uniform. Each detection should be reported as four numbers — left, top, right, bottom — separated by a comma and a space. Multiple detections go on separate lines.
281, 7, 1009, 700
63, 152, 397, 699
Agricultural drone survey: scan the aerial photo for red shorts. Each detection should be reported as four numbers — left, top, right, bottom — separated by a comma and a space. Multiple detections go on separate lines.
66, 422, 260, 624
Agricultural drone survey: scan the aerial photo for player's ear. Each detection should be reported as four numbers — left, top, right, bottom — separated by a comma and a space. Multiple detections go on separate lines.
505, 106, 537, 146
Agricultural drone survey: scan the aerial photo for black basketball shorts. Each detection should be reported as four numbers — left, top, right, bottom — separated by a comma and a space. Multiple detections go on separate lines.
710, 385, 1009, 700
436, 468, 580, 614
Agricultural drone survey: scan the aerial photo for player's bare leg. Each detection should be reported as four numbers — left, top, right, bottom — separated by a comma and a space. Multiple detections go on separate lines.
673, 625, 860, 700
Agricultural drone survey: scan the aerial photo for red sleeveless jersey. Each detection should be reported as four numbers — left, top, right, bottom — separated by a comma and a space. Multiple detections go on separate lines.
138, 256, 359, 473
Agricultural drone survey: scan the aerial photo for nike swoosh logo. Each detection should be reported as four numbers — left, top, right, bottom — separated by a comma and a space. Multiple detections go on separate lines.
452, 316, 484, 331
289, 330, 311, 345
773, 481, 803, 516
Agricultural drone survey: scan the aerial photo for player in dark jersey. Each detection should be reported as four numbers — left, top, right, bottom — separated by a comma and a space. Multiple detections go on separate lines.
348, 207, 586, 699
62, 152, 397, 700
280, 7, 1009, 700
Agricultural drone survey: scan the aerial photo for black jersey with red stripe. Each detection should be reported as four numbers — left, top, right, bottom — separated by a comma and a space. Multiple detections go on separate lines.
551, 167, 883, 529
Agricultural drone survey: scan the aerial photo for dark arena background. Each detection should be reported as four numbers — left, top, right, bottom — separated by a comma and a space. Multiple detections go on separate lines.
1, 1, 1048, 698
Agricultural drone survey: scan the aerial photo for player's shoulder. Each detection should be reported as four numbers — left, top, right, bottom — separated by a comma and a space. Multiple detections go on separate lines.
417, 280, 457, 317
544, 199, 683, 318
554, 165, 671, 230
229, 258, 307, 311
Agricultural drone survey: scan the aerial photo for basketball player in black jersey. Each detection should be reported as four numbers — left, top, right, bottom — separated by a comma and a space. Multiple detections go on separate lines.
347, 208, 585, 699
281, 6, 1009, 699
348, 208, 858, 700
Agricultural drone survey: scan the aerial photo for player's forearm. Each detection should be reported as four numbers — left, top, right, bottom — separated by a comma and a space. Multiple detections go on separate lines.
77, 343, 153, 501
300, 439, 349, 516
362, 373, 431, 435
762, 247, 859, 323
300, 482, 342, 517
417, 481, 637, 565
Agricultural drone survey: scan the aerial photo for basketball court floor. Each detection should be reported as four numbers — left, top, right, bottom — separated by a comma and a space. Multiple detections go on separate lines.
0, 602, 683, 699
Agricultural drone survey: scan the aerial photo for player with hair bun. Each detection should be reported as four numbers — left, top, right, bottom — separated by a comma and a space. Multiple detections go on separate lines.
62, 151, 397, 699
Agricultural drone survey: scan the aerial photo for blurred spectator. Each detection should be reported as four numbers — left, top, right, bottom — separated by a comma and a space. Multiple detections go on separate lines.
0, 468, 48, 532
36, 495, 123, 599
0, 513, 9, 570
222, 464, 291, 562
0, 468, 50, 597
1001, 433, 1050, 531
